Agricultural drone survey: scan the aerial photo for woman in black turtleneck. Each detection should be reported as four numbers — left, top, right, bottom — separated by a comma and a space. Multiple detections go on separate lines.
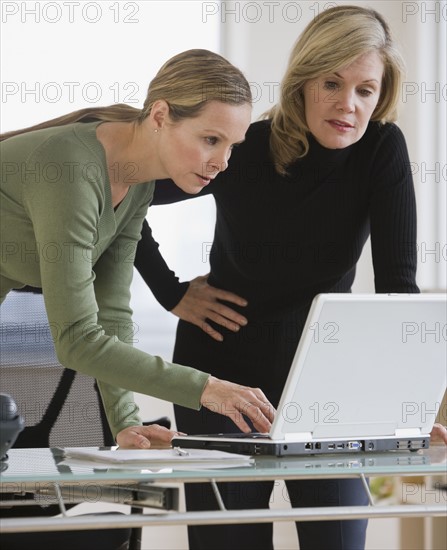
135, 6, 419, 550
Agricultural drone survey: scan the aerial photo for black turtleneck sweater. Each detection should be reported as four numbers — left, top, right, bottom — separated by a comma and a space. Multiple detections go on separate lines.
137, 119, 418, 311
135, 120, 418, 398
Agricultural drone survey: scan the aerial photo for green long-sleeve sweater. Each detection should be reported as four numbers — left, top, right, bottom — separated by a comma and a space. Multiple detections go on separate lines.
0, 121, 209, 437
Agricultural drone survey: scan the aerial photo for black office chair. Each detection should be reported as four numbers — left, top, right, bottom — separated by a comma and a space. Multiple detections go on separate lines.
0, 289, 171, 550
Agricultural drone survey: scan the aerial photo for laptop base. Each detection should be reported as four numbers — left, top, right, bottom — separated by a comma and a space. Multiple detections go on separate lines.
171, 435, 430, 456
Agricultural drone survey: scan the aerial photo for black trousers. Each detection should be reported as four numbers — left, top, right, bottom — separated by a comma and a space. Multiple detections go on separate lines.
175, 404, 368, 550
173, 317, 368, 550
0, 512, 131, 550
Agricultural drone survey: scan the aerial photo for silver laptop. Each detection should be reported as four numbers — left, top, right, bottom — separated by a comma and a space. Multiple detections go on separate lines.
172, 293, 447, 456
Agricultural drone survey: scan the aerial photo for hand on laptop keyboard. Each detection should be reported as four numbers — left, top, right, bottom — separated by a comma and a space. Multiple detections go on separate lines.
200, 376, 275, 433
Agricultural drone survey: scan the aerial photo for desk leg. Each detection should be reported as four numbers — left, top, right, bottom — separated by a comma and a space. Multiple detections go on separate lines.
211, 479, 227, 511
359, 474, 374, 506
52, 483, 68, 516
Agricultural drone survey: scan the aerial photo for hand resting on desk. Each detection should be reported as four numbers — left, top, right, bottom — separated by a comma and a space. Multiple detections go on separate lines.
430, 423, 447, 445
116, 424, 183, 449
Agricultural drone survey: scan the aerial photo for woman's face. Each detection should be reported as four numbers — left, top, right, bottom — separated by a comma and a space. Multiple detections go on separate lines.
303, 51, 384, 149
156, 100, 252, 194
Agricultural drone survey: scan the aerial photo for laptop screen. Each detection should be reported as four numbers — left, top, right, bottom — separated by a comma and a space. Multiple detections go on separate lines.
271, 294, 447, 441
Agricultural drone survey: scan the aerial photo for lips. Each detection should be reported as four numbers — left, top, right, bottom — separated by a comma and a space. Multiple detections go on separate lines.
327, 119, 354, 128
195, 174, 214, 186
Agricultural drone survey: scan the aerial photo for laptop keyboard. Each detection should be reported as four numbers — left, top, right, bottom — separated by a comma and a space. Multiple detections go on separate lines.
196, 432, 269, 439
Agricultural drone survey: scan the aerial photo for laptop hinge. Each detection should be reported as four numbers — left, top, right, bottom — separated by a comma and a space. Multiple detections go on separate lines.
394, 428, 422, 437
283, 432, 313, 442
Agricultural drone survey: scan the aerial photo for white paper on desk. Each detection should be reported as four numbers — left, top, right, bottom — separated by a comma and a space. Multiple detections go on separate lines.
61, 447, 254, 469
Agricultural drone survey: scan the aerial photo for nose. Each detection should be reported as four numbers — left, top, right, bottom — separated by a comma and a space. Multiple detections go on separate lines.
335, 89, 355, 113
207, 148, 231, 175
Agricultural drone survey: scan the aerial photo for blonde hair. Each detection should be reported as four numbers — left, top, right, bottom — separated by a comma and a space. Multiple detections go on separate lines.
266, 5, 406, 175
1, 49, 252, 141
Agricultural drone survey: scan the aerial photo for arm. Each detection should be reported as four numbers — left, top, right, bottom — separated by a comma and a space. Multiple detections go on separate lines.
134, 219, 189, 311
134, 177, 212, 310
136, 219, 249, 341
369, 124, 419, 293
26, 176, 273, 436
92, 195, 150, 436
134, 178, 209, 309
135, 179, 249, 341
26, 179, 213, 437
19, 135, 209, 435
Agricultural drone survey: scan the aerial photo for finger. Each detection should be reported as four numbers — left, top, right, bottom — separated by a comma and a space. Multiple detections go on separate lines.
236, 395, 274, 432
134, 433, 152, 449
242, 405, 271, 433
207, 304, 248, 326
251, 414, 271, 433
266, 404, 275, 422
143, 425, 178, 443
119, 431, 151, 449
205, 311, 244, 332
212, 398, 267, 434
201, 400, 251, 433
241, 389, 276, 423
225, 409, 251, 433
200, 321, 224, 342
256, 402, 275, 423
211, 288, 248, 307
143, 424, 171, 435
254, 395, 276, 422
256, 399, 276, 422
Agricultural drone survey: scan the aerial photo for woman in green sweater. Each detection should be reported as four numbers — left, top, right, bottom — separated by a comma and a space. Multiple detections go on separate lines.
0, 49, 274, 449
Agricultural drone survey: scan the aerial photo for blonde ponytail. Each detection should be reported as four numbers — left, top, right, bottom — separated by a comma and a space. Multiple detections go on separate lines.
1, 49, 252, 142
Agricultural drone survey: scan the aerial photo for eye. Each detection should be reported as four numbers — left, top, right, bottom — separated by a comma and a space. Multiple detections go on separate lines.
323, 80, 340, 91
205, 136, 218, 146
358, 88, 374, 97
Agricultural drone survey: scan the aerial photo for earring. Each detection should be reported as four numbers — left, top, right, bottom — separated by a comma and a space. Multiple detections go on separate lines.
154, 129, 159, 133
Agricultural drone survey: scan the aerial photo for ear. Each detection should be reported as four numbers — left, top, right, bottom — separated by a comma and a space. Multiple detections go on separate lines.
149, 100, 170, 131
